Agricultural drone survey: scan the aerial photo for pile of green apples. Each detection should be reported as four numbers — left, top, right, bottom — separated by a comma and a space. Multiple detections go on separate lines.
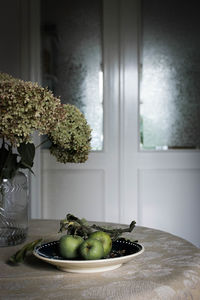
59, 231, 112, 260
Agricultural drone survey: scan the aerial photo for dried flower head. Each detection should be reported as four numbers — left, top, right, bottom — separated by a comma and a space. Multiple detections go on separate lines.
0, 74, 61, 146
49, 104, 92, 163
0, 72, 13, 81
0, 72, 91, 173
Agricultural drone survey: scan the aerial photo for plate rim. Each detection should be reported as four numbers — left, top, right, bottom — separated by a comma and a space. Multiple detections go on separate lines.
33, 240, 145, 264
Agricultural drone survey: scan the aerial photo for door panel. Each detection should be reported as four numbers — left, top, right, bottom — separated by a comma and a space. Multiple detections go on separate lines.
140, 0, 200, 150
42, 169, 105, 221
41, 0, 103, 151
138, 169, 200, 246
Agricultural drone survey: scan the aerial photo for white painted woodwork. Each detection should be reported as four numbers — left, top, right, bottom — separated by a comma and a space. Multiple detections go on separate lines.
138, 169, 200, 247
29, 0, 42, 219
42, 169, 105, 220
118, 0, 200, 247
0, 0, 200, 247
38, 0, 200, 246
41, 0, 121, 223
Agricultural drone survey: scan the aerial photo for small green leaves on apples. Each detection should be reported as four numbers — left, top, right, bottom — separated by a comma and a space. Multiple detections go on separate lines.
89, 231, 112, 257
59, 235, 84, 259
79, 238, 104, 260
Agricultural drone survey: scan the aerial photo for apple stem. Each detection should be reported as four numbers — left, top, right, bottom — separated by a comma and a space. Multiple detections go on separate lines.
91, 221, 136, 241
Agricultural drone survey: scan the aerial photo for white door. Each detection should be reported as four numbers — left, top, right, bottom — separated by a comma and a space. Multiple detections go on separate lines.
37, 0, 123, 223
119, 0, 200, 247
30, 0, 200, 247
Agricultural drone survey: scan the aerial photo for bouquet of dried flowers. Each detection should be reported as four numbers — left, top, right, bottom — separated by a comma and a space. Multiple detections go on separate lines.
0, 72, 91, 184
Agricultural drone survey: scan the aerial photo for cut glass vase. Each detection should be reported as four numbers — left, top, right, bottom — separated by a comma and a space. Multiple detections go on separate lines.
0, 171, 29, 247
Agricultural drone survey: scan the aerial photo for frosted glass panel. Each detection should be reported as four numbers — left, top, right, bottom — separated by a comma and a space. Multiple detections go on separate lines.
41, 0, 103, 150
140, 0, 200, 150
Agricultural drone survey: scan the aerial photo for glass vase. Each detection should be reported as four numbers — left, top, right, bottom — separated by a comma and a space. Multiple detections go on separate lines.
0, 171, 29, 246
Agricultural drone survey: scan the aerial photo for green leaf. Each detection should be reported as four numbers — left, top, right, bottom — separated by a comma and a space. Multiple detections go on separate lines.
2, 152, 18, 179
17, 142, 35, 167
8, 239, 43, 265
0, 145, 9, 171
18, 161, 35, 175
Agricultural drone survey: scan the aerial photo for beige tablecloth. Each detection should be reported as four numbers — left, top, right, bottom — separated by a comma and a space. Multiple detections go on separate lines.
0, 220, 200, 300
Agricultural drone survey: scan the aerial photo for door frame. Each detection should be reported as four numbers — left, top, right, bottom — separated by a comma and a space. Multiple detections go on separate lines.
28, 0, 42, 218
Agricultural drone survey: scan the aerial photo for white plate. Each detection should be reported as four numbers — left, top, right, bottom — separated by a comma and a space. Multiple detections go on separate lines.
33, 239, 144, 273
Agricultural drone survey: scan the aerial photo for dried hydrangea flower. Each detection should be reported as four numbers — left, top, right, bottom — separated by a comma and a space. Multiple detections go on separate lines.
0, 72, 92, 167
49, 104, 92, 163
0, 72, 13, 81
0, 74, 61, 146
49, 144, 90, 163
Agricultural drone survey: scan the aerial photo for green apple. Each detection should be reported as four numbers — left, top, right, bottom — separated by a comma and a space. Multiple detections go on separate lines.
89, 231, 112, 257
79, 238, 104, 260
59, 235, 84, 259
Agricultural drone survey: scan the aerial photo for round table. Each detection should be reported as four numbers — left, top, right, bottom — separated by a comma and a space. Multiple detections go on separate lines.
0, 220, 200, 300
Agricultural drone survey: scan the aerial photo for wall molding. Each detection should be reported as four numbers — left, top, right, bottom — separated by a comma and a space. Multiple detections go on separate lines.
29, 0, 42, 218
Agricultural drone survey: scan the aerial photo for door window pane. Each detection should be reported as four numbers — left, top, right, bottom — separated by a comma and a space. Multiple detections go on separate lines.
140, 0, 200, 150
41, 0, 103, 150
